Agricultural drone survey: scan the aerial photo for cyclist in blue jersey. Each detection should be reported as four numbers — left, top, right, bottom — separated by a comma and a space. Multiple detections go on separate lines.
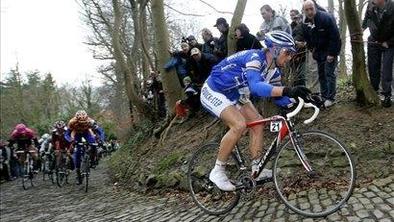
201, 31, 312, 191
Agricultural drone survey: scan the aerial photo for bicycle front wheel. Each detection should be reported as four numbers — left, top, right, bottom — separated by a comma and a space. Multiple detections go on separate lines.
56, 159, 67, 188
273, 130, 356, 217
21, 162, 30, 190
83, 155, 90, 193
187, 143, 240, 215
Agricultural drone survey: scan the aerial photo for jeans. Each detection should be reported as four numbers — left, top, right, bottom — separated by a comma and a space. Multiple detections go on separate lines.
317, 57, 338, 101
367, 43, 383, 91
381, 47, 394, 97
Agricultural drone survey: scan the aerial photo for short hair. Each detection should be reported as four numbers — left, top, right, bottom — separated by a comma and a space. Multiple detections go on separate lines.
201, 28, 212, 36
260, 5, 273, 12
290, 9, 301, 15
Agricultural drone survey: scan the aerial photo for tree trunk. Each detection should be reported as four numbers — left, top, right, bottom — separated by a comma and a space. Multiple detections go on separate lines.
140, 7, 152, 79
327, 0, 335, 15
151, 0, 183, 115
358, 0, 368, 20
344, 0, 379, 105
227, 0, 248, 56
338, 0, 348, 78
112, 0, 154, 121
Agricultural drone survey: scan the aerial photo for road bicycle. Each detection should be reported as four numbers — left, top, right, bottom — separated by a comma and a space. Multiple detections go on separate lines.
56, 150, 72, 187
77, 141, 91, 193
188, 98, 356, 218
41, 149, 55, 184
15, 149, 37, 190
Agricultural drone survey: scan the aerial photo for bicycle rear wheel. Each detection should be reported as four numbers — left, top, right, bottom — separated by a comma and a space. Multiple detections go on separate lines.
187, 143, 240, 215
273, 130, 355, 217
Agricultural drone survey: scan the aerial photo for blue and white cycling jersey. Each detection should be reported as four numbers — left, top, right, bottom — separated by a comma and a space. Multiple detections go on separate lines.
206, 49, 293, 108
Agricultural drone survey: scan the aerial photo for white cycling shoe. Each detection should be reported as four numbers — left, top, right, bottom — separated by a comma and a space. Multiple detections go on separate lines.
209, 168, 236, 191
254, 169, 273, 181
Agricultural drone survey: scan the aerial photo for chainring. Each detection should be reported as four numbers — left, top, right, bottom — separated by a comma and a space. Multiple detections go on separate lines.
237, 172, 256, 201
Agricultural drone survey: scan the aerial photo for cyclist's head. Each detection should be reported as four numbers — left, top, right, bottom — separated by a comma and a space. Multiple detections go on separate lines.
53, 120, 66, 130
15, 123, 27, 132
75, 110, 88, 121
183, 76, 192, 86
41, 133, 50, 140
264, 31, 296, 67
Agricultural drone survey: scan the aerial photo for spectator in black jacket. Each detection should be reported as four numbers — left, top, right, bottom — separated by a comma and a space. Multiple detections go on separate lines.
186, 35, 202, 51
180, 76, 200, 118
235, 23, 262, 52
189, 47, 218, 85
213, 17, 229, 61
201, 28, 217, 55
363, 0, 394, 107
303, 0, 341, 107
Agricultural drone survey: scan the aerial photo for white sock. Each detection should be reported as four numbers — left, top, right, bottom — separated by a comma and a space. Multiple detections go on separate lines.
213, 159, 226, 172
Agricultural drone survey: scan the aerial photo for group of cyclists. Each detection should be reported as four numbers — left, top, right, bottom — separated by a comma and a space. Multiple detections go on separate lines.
0, 110, 119, 185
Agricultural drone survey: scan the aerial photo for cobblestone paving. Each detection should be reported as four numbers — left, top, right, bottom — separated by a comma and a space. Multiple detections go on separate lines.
1, 163, 393, 222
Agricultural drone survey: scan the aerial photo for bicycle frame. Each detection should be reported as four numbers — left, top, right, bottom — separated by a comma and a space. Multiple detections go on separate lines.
77, 142, 91, 175
231, 99, 318, 186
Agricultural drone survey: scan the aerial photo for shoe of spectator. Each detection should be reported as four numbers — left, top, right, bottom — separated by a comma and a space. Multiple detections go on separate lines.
382, 96, 392, 108
324, 100, 334, 108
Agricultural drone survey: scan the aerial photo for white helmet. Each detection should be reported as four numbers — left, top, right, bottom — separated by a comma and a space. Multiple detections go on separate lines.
264, 31, 296, 58
41, 133, 50, 140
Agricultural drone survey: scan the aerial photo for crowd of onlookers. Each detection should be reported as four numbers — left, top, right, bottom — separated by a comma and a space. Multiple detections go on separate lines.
142, 0, 393, 119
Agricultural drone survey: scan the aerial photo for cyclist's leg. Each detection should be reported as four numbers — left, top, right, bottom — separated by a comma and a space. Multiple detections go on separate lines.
239, 102, 271, 178
26, 144, 39, 171
218, 106, 246, 162
208, 106, 246, 191
239, 102, 263, 160
55, 150, 61, 169
84, 132, 97, 164
72, 145, 82, 184
201, 83, 244, 191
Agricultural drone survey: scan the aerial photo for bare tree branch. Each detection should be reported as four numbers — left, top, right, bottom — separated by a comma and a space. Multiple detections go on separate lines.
164, 3, 205, 17
198, 0, 233, 15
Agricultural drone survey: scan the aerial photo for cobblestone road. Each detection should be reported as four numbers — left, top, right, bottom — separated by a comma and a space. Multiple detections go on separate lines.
1, 162, 393, 222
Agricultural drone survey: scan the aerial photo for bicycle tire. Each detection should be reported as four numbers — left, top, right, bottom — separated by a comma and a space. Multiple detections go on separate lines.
85, 173, 89, 193
29, 157, 35, 187
188, 143, 240, 215
22, 162, 29, 190
56, 159, 67, 187
83, 154, 90, 192
273, 130, 356, 218
42, 158, 47, 181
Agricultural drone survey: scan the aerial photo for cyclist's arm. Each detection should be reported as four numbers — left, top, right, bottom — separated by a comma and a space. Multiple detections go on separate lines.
246, 66, 284, 97
33, 138, 40, 148
64, 129, 73, 143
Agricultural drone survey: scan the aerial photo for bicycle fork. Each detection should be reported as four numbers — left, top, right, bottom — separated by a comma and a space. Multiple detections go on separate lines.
289, 131, 316, 177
